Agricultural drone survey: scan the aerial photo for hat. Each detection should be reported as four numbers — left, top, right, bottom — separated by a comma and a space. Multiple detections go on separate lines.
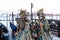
37, 8, 44, 13
20, 9, 27, 16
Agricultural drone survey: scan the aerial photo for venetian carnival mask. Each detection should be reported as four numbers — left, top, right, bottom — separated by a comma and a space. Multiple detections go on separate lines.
37, 13, 44, 20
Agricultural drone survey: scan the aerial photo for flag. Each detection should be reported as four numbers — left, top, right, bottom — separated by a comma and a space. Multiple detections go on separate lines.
10, 22, 17, 32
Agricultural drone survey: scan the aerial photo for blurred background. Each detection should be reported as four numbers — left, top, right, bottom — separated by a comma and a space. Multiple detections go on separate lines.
0, 0, 60, 40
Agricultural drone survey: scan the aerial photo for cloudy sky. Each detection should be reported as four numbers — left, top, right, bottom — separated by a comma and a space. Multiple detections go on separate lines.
0, 0, 60, 14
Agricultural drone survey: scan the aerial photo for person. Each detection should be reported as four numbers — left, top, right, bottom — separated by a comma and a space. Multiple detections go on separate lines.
37, 8, 51, 40
29, 20, 39, 40
23, 20, 32, 40
16, 9, 32, 40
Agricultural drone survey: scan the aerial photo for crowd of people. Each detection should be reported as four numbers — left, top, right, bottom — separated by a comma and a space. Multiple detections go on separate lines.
0, 8, 51, 40
14, 8, 51, 40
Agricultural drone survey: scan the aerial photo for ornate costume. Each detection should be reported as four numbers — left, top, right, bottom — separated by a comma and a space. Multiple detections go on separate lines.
37, 8, 51, 40
16, 9, 32, 40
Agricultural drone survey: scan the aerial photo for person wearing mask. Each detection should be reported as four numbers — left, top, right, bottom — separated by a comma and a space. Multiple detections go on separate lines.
16, 9, 32, 40
37, 8, 51, 40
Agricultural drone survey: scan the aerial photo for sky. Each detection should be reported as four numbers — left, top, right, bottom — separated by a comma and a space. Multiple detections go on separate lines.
0, 0, 60, 14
